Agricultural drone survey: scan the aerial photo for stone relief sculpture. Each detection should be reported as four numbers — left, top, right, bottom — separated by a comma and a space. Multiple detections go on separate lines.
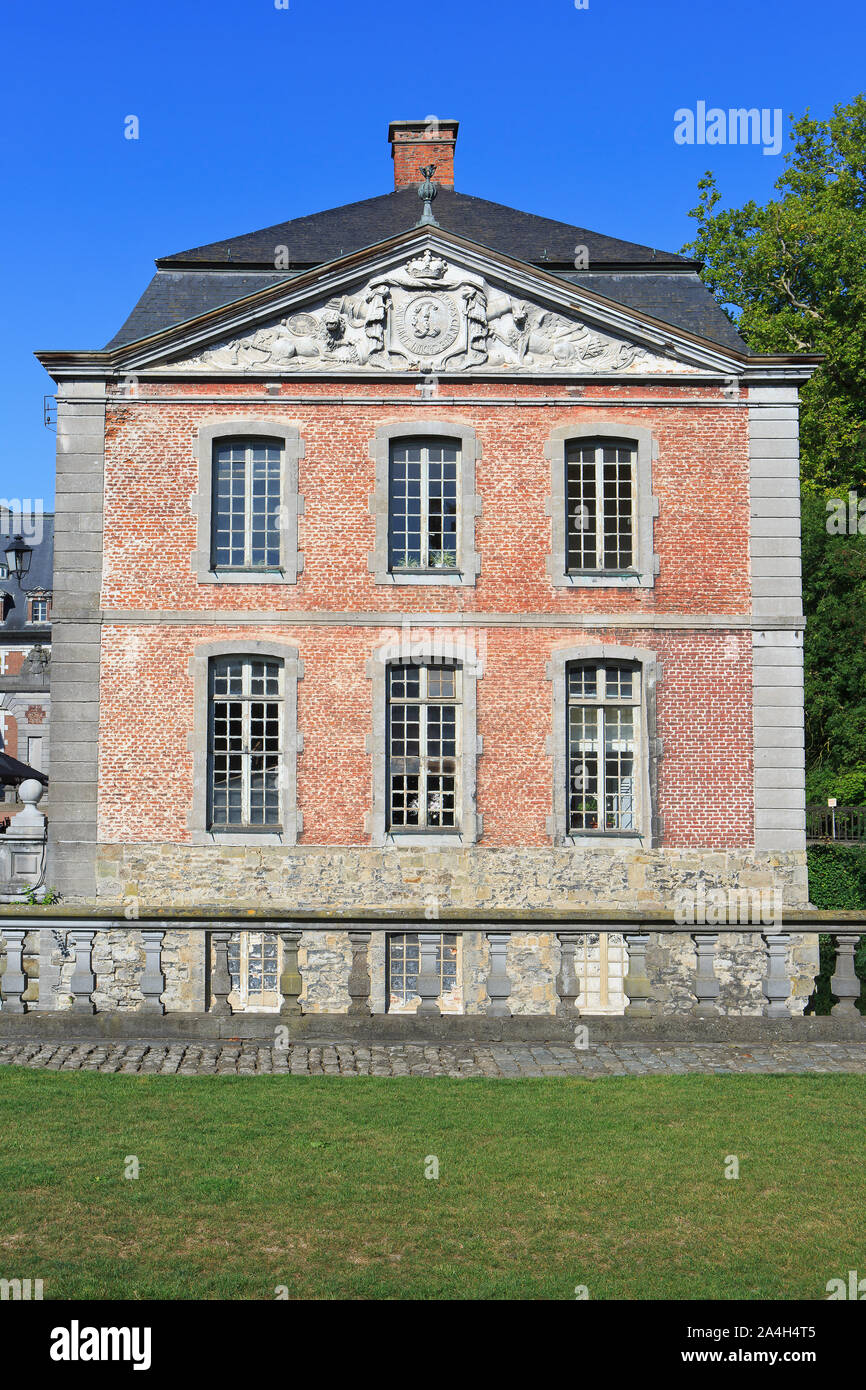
175, 253, 691, 374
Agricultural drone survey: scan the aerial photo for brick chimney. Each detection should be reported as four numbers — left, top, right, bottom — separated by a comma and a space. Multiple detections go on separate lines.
389, 119, 459, 190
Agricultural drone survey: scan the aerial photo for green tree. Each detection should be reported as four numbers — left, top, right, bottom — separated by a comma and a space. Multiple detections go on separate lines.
683, 95, 866, 803
683, 94, 866, 493
801, 493, 866, 803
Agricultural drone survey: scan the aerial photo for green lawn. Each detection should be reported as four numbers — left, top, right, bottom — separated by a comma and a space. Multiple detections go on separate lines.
1, 1069, 863, 1300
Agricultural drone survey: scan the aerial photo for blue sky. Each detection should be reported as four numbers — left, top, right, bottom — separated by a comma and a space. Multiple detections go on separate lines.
3, 0, 862, 506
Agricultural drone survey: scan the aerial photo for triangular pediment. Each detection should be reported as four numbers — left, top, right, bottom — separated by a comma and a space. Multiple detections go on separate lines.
115, 229, 746, 378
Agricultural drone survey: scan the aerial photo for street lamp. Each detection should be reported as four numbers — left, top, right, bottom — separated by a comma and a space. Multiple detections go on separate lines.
4, 535, 32, 586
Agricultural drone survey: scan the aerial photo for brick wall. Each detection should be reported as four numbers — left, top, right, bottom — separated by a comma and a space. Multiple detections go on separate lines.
97, 378, 755, 851
101, 380, 750, 615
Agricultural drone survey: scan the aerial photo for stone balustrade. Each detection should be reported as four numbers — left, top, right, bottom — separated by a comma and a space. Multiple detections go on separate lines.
0, 920, 863, 1025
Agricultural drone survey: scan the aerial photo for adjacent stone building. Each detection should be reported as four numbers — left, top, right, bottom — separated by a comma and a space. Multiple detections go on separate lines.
35, 119, 818, 1016
0, 507, 53, 812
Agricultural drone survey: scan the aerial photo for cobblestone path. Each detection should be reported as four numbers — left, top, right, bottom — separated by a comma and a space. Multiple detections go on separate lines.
2, 1040, 865, 1077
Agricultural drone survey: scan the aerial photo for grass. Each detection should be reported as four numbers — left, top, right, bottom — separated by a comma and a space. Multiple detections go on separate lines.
1, 1069, 864, 1300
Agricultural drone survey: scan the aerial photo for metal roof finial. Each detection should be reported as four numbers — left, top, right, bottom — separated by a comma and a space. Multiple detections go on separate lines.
417, 165, 439, 226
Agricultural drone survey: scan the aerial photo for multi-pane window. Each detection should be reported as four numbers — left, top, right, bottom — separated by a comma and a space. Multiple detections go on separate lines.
389, 439, 459, 572
226, 931, 282, 1011
30, 598, 50, 623
208, 657, 283, 830
567, 660, 640, 834
566, 439, 635, 572
387, 664, 460, 831
212, 439, 282, 570
386, 932, 461, 1012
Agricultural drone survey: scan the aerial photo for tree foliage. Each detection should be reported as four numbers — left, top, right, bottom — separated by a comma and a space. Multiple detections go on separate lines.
683, 96, 866, 802
801, 494, 866, 802
683, 94, 866, 493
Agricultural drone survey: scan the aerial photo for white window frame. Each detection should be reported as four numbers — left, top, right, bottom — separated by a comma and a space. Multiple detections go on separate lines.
386, 663, 462, 832
386, 931, 463, 1014
187, 639, 303, 846
225, 930, 283, 1012
192, 420, 304, 585
544, 422, 659, 588
365, 637, 483, 847
388, 439, 461, 574
545, 643, 663, 847
565, 439, 637, 574
566, 660, 641, 835
208, 655, 284, 833
368, 421, 481, 586
211, 438, 283, 573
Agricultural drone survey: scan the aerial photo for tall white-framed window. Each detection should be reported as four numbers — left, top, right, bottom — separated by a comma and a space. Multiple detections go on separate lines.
212, 438, 282, 571
226, 931, 282, 1011
208, 656, 284, 831
192, 420, 304, 585
387, 663, 461, 832
389, 438, 459, 574
368, 421, 481, 587
544, 422, 658, 589
566, 438, 636, 573
386, 932, 462, 1013
566, 659, 641, 835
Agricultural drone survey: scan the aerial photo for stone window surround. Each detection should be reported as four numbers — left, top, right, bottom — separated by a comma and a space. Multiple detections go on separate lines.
187, 638, 304, 846
545, 643, 663, 848
368, 420, 482, 586
544, 421, 659, 588
365, 636, 483, 847
191, 419, 305, 585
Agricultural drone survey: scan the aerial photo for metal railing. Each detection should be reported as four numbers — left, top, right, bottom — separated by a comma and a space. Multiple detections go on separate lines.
807, 804, 866, 843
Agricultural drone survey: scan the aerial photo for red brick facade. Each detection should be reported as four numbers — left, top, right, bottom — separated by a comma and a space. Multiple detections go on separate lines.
97, 378, 755, 849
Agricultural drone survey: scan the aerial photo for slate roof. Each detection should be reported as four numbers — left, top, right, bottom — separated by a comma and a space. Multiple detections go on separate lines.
105, 185, 749, 354
106, 271, 296, 349
157, 187, 690, 269
0, 512, 54, 636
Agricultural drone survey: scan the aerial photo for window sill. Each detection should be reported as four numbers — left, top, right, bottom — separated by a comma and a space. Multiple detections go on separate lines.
563, 833, 646, 848
384, 830, 473, 849
192, 830, 289, 846
201, 568, 293, 586
375, 571, 472, 587
552, 570, 653, 589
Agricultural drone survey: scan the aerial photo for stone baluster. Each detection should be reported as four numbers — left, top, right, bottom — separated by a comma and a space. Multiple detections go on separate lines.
486, 931, 512, 1017
68, 929, 96, 1014
139, 928, 166, 1014
279, 929, 303, 1016
209, 930, 234, 1016
0, 929, 28, 1013
830, 934, 863, 1015
347, 930, 372, 1015
555, 932, 581, 1016
692, 933, 720, 1017
623, 933, 653, 1017
416, 931, 442, 1016
761, 932, 791, 1018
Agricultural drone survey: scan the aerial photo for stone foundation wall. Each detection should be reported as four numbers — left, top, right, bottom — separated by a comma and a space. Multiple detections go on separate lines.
94, 843, 810, 912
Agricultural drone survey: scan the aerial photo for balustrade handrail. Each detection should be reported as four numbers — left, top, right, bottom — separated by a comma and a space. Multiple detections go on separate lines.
1, 908, 866, 930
